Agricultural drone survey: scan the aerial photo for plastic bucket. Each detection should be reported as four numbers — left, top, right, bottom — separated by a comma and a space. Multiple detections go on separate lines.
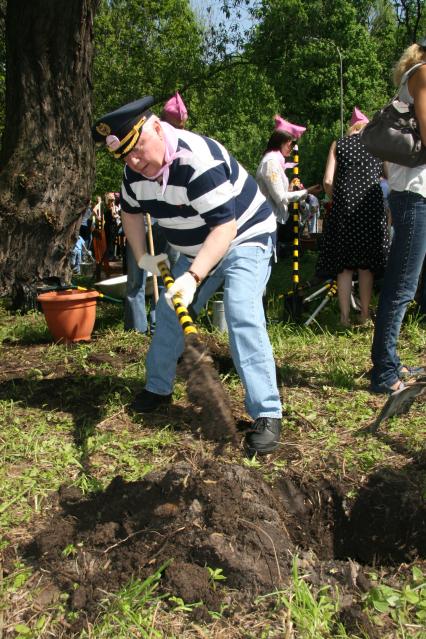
211, 299, 227, 332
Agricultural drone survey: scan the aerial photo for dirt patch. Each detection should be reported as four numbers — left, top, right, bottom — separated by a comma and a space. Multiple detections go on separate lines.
9, 458, 424, 637
341, 466, 426, 564
178, 334, 238, 446
2, 337, 425, 638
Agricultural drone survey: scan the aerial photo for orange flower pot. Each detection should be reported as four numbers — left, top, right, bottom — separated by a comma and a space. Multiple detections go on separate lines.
37, 289, 100, 344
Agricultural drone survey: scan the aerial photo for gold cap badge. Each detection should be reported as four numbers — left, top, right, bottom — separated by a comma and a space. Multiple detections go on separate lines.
96, 122, 111, 137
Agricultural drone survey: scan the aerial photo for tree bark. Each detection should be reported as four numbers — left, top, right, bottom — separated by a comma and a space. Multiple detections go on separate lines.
0, 0, 100, 309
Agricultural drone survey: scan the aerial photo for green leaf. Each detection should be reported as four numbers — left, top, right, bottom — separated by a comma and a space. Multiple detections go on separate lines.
416, 609, 426, 620
14, 625, 31, 635
412, 566, 424, 583
402, 589, 419, 605
386, 594, 400, 607
13, 573, 29, 588
372, 601, 390, 613
35, 615, 46, 629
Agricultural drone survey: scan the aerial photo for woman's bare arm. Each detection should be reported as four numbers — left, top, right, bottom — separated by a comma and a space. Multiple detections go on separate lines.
409, 64, 426, 146
323, 141, 337, 198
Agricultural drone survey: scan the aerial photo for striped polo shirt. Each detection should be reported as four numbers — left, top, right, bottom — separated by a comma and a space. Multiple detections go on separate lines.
120, 127, 276, 257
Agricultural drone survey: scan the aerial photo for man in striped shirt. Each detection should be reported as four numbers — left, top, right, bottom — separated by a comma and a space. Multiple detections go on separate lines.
92, 96, 282, 455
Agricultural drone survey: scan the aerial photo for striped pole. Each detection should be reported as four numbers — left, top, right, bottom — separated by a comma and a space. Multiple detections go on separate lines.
291, 144, 300, 300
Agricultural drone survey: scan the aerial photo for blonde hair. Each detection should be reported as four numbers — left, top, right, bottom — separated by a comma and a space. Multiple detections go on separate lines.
393, 43, 426, 86
347, 122, 367, 136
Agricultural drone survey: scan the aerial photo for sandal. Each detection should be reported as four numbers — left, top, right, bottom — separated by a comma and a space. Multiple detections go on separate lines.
370, 379, 405, 395
399, 365, 425, 379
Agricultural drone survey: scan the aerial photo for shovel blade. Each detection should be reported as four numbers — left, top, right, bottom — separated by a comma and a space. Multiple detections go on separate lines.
371, 381, 426, 432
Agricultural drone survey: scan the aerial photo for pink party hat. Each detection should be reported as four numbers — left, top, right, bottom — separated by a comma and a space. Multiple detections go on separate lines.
163, 91, 188, 121
274, 114, 306, 139
350, 106, 369, 126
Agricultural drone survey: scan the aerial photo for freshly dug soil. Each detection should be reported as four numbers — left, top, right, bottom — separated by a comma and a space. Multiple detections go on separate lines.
15, 458, 425, 637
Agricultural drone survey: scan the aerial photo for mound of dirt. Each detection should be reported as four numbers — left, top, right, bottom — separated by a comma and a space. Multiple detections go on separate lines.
16, 459, 425, 637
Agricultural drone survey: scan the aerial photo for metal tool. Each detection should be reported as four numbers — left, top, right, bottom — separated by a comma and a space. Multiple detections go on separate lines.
37, 277, 123, 304
145, 213, 159, 305
370, 379, 426, 433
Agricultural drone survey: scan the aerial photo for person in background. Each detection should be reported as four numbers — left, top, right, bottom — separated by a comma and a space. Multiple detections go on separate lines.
306, 193, 320, 235
160, 91, 188, 129
124, 216, 149, 334
70, 235, 85, 274
79, 198, 94, 251
380, 175, 393, 242
92, 95, 282, 456
370, 39, 426, 393
112, 192, 125, 260
255, 115, 321, 255
92, 195, 110, 279
318, 107, 389, 328
124, 215, 179, 334
320, 195, 333, 233
104, 192, 119, 261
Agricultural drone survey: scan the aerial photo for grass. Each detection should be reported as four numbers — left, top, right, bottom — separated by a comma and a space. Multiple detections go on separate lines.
0, 253, 425, 638
256, 556, 354, 639
81, 563, 170, 639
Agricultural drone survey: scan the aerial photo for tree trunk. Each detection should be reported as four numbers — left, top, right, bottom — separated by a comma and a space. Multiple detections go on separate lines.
0, 0, 100, 310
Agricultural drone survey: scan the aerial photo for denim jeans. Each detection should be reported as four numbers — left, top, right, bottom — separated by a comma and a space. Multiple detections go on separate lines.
371, 190, 426, 389
124, 223, 181, 333
124, 243, 148, 333
145, 238, 282, 419
419, 256, 426, 315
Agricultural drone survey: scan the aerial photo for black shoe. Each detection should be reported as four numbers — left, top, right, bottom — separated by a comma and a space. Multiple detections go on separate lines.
130, 389, 172, 414
245, 417, 281, 456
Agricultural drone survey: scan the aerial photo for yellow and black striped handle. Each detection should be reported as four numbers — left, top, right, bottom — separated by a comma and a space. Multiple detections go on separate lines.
291, 145, 300, 290
327, 280, 338, 298
158, 262, 198, 336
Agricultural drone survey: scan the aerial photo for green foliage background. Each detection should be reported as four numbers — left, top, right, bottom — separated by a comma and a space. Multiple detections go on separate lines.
1, 0, 426, 194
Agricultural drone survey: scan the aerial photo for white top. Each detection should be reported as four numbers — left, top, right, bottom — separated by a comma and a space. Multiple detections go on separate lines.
256, 151, 307, 224
387, 62, 426, 197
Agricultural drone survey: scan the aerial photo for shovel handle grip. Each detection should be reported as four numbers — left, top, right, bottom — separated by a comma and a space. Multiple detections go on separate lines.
76, 286, 123, 304
158, 261, 198, 336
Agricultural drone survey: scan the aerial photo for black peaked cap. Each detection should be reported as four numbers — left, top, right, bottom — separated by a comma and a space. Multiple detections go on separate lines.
92, 96, 156, 158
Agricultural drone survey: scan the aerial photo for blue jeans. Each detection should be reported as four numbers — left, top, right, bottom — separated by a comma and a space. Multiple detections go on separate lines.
145, 239, 282, 419
124, 223, 180, 333
124, 244, 148, 333
70, 244, 83, 274
419, 256, 426, 315
371, 190, 426, 389
308, 213, 318, 234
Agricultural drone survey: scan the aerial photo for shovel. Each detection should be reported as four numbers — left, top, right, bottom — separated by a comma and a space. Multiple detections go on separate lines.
158, 261, 237, 446
37, 277, 123, 304
370, 379, 426, 432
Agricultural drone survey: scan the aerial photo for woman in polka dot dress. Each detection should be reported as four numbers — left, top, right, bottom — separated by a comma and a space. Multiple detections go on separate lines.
318, 107, 390, 327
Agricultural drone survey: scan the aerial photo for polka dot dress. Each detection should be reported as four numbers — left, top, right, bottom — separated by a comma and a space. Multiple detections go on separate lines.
317, 134, 389, 278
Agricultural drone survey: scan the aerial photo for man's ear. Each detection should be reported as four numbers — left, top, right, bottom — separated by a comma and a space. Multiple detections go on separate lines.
153, 119, 163, 138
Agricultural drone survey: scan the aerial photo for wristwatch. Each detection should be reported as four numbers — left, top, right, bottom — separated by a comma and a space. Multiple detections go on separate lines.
188, 270, 202, 287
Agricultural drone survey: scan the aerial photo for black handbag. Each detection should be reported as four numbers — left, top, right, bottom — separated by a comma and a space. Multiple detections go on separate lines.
360, 63, 426, 167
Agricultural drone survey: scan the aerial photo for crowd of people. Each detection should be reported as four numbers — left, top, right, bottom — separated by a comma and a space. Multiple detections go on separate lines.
84, 38, 425, 454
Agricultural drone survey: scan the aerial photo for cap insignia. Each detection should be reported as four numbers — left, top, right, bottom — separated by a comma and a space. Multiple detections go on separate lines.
96, 122, 111, 137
